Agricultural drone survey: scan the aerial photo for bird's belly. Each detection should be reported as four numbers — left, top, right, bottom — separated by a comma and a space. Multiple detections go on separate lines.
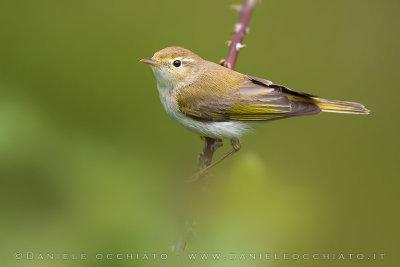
177, 117, 253, 139
158, 88, 253, 139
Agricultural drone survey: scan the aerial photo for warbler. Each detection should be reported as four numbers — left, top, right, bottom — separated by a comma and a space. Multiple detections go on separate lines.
141, 46, 369, 168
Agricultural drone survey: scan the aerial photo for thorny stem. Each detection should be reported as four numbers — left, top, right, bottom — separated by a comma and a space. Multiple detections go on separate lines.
197, 0, 257, 173
224, 0, 257, 70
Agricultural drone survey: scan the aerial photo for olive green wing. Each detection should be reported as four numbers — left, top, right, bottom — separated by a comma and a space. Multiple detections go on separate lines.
177, 70, 320, 122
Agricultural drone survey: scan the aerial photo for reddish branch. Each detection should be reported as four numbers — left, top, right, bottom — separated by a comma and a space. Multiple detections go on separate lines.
197, 0, 256, 172
224, 0, 256, 69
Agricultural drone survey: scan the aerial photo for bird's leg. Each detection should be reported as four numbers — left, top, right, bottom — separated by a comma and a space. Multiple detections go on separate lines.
188, 138, 241, 182
198, 137, 223, 171
206, 138, 241, 171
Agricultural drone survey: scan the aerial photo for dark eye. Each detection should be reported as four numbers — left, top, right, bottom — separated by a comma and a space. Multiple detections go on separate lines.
173, 60, 181, 67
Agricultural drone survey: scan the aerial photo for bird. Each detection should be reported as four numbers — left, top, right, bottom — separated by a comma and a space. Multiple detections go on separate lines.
141, 46, 369, 174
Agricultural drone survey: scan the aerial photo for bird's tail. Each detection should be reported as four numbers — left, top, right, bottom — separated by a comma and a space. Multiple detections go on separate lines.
311, 97, 370, 114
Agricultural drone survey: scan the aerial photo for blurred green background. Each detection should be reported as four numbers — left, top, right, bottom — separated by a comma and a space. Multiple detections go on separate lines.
0, 0, 398, 266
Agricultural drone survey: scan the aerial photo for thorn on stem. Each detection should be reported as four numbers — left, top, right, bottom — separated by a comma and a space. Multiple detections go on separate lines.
235, 23, 243, 33
249, 0, 259, 7
230, 4, 242, 12
224, 62, 232, 69
236, 43, 246, 51
225, 40, 232, 46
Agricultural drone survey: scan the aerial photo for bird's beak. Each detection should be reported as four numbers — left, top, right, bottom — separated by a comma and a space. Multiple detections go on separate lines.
140, 58, 161, 67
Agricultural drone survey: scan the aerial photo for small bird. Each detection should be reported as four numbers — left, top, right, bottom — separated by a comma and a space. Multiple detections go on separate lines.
141, 47, 369, 172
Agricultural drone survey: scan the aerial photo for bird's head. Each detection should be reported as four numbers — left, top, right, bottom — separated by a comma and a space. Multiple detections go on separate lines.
141, 47, 205, 89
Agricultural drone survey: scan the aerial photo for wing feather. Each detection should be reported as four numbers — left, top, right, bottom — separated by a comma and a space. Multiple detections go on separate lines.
177, 63, 320, 122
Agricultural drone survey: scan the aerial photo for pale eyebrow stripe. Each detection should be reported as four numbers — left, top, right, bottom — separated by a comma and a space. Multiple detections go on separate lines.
182, 58, 195, 63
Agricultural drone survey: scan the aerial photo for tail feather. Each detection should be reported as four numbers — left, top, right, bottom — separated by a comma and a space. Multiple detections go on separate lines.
312, 97, 370, 115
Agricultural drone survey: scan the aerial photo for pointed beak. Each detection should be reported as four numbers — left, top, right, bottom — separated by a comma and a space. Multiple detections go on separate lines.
140, 58, 161, 67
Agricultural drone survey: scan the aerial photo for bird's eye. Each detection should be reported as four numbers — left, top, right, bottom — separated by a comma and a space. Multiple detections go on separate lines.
173, 60, 181, 67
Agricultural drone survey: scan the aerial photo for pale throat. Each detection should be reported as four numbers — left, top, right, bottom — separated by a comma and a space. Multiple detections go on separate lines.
151, 67, 174, 90
151, 67, 181, 119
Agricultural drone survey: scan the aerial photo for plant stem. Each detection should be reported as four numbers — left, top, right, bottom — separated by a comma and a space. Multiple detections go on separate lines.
197, 0, 256, 172
174, 0, 258, 254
